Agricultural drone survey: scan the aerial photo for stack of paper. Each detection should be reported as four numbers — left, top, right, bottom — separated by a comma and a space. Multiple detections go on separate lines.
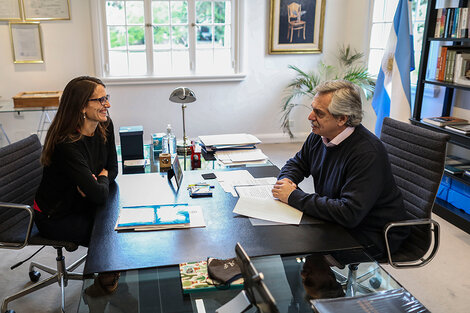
215, 148, 268, 166
198, 133, 261, 152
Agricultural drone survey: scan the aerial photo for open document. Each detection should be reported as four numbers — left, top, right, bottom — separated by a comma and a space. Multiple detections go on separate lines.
233, 184, 303, 225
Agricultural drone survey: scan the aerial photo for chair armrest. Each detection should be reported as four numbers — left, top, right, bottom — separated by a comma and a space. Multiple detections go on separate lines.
0, 201, 34, 249
383, 218, 440, 269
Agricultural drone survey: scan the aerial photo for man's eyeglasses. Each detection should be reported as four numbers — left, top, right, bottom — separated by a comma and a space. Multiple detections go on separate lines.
89, 95, 110, 106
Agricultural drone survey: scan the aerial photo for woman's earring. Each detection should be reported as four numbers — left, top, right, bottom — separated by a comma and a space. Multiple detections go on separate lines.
83, 113, 86, 119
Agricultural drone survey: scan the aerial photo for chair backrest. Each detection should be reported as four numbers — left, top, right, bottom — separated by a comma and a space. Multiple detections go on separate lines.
380, 117, 449, 259
287, 2, 301, 21
0, 135, 43, 242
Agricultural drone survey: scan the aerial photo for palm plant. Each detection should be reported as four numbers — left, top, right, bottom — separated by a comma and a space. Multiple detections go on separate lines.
281, 45, 375, 138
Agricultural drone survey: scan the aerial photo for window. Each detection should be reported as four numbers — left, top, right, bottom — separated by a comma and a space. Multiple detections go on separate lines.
91, 0, 241, 81
368, 0, 428, 85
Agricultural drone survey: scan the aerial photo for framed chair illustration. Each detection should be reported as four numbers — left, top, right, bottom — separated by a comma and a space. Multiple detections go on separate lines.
287, 2, 306, 43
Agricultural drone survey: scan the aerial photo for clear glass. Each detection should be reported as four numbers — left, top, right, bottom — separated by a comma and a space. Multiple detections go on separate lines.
214, 49, 232, 73
172, 26, 189, 48
172, 50, 190, 74
197, 25, 213, 46
128, 26, 145, 49
368, 49, 383, 77
214, 1, 229, 23
109, 50, 129, 76
215, 25, 229, 48
171, 1, 188, 24
106, 1, 125, 25
196, 1, 212, 24
126, 0, 145, 24
384, 0, 399, 22
372, 0, 384, 22
128, 51, 147, 75
154, 26, 170, 48
196, 49, 213, 73
154, 50, 172, 75
108, 26, 127, 49
152, 0, 169, 24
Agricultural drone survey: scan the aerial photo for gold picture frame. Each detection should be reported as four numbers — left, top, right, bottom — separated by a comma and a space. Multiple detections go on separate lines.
269, 0, 325, 54
0, 0, 23, 21
9, 22, 44, 63
22, 0, 70, 21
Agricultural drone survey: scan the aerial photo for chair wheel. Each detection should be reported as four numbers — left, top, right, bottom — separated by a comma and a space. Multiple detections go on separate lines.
369, 276, 382, 289
5, 309, 16, 313
29, 270, 41, 283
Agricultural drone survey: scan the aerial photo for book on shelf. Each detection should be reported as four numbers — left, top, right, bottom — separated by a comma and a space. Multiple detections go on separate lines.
445, 124, 470, 134
454, 53, 470, 86
444, 155, 470, 175
115, 204, 190, 231
179, 259, 244, 294
422, 116, 468, 127
445, 164, 470, 175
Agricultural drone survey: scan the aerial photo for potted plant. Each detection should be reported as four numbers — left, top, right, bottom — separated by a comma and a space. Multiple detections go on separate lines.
281, 45, 375, 138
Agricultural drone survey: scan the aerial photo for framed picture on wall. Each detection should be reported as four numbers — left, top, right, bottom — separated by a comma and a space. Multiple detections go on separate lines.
22, 0, 70, 21
0, 0, 22, 21
269, 0, 325, 54
9, 22, 44, 63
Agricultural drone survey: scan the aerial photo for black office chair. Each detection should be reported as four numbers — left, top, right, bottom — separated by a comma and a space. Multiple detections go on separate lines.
0, 135, 86, 313
333, 117, 449, 296
380, 117, 449, 268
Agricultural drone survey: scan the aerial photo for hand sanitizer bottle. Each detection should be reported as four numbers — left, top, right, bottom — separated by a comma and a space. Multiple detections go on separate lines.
163, 124, 176, 155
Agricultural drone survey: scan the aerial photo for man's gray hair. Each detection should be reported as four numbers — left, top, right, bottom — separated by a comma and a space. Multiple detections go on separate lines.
313, 80, 363, 127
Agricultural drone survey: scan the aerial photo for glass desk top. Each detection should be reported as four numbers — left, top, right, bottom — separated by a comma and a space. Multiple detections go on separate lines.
77, 249, 402, 313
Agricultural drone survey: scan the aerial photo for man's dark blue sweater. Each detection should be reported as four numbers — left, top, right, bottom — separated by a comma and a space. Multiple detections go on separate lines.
278, 124, 409, 256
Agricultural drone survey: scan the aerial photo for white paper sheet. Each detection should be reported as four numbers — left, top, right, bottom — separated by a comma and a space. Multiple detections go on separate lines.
233, 197, 302, 225
117, 173, 176, 206
215, 148, 268, 162
199, 133, 261, 147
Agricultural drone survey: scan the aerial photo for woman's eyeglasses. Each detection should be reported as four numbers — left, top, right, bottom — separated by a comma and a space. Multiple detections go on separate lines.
89, 94, 110, 106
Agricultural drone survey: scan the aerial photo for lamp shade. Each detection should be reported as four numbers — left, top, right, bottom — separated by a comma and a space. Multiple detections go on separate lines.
169, 87, 196, 103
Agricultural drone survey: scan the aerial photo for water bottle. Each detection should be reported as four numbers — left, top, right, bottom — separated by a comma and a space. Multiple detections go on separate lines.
162, 124, 176, 155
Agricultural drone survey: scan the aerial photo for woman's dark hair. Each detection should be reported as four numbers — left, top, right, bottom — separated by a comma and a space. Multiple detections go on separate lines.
41, 76, 109, 166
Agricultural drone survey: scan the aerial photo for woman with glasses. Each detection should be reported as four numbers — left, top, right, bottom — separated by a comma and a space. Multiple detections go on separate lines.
34, 76, 118, 247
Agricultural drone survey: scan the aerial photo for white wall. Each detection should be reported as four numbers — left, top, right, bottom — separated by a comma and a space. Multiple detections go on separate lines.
0, 0, 375, 146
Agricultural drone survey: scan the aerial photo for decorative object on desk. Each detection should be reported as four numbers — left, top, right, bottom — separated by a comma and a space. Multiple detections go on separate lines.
179, 260, 244, 294
445, 123, 470, 135
269, 0, 325, 54
191, 141, 202, 169
159, 153, 171, 170
189, 185, 213, 198
167, 154, 183, 190
151, 132, 165, 156
280, 45, 375, 138
22, 0, 70, 21
13, 91, 61, 108
422, 116, 468, 127
169, 87, 196, 170
119, 126, 144, 163
115, 204, 190, 231
9, 22, 44, 63
310, 288, 429, 313
162, 124, 176, 155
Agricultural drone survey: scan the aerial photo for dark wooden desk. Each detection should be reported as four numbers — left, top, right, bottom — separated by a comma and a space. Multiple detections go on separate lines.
84, 166, 362, 274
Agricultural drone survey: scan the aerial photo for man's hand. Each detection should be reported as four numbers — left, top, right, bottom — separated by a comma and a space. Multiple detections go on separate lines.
99, 169, 108, 177
272, 178, 297, 203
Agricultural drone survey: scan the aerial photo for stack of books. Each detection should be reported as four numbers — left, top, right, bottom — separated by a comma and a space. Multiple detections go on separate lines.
445, 124, 470, 135
422, 116, 468, 127
198, 133, 261, 152
445, 155, 470, 175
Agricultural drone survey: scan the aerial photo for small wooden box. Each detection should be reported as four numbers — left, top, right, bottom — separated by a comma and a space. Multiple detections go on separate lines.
13, 91, 62, 108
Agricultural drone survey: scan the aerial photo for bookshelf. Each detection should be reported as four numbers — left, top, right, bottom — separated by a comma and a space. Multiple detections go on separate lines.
412, 0, 470, 234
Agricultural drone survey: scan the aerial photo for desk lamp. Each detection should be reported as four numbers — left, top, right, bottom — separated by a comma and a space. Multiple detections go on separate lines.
169, 87, 196, 170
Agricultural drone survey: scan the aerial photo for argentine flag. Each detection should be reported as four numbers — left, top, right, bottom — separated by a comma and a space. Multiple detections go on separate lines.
372, 0, 415, 135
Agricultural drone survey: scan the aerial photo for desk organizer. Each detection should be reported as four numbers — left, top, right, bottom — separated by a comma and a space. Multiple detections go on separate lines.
13, 91, 62, 108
